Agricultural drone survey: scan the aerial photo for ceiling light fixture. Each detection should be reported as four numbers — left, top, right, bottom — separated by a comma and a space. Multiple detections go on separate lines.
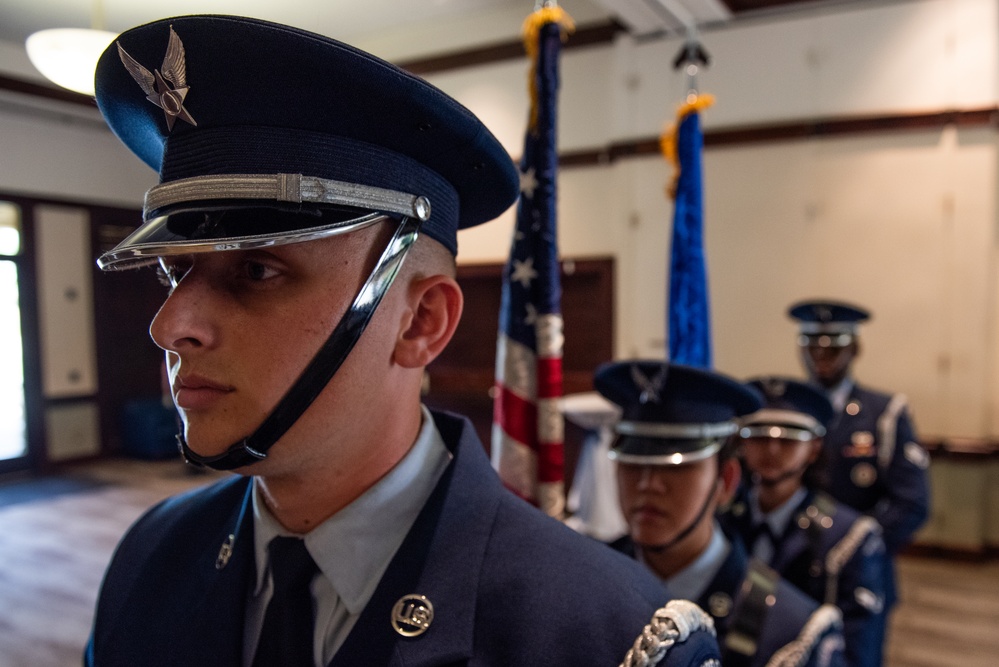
25, 0, 116, 96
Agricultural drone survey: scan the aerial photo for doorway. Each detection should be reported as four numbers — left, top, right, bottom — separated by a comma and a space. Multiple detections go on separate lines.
0, 201, 28, 472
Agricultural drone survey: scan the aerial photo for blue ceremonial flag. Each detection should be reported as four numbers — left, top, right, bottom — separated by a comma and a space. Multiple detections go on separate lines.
664, 95, 714, 368
492, 6, 573, 518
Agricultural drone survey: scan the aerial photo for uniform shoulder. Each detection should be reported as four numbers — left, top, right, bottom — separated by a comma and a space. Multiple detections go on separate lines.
799, 493, 874, 547
727, 562, 841, 667
111, 474, 249, 566
482, 495, 721, 665
491, 492, 667, 605
721, 560, 833, 664
91, 474, 251, 648
765, 595, 844, 667
851, 384, 901, 411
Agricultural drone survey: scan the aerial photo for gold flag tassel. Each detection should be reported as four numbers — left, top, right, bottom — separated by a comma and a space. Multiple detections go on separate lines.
523, 2, 575, 132
660, 93, 714, 200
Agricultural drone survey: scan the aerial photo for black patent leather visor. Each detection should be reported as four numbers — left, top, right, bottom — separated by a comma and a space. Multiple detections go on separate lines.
98, 204, 389, 270
97, 173, 433, 271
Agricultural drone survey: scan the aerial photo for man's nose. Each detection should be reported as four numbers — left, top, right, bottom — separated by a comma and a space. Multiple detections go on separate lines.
636, 465, 663, 491
148, 271, 218, 353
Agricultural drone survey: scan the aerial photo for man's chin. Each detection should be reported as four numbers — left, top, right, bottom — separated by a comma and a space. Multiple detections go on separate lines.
632, 537, 676, 553
631, 527, 679, 551
181, 431, 246, 461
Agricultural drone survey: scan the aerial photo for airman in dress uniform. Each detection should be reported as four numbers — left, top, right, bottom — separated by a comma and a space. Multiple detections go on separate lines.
788, 300, 929, 636
598, 361, 845, 667
724, 377, 889, 667
82, 16, 722, 667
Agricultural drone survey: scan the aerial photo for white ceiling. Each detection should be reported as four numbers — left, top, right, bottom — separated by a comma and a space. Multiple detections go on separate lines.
0, 0, 597, 52
0, 0, 852, 82
0, 0, 746, 57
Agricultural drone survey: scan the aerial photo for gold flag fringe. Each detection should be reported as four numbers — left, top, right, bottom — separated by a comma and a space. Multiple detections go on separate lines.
523, 6, 575, 132
660, 93, 715, 200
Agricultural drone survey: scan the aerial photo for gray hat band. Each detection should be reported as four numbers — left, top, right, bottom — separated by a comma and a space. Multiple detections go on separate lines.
738, 425, 820, 442
609, 440, 724, 466
798, 322, 858, 335
615, 420, 738, 439
144, 173, 431, 222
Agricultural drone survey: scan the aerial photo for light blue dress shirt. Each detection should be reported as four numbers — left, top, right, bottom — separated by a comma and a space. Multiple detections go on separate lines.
748, 486, 808, 563
243, 405, 452, 667
651, 522, 731, 601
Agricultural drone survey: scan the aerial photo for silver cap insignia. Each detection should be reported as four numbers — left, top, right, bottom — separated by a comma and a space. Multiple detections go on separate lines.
630, 364, 668, 404
760, 378, 786, 400
118, 26, 197, 131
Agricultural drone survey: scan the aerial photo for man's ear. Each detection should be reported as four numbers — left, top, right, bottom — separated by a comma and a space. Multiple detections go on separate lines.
717, 457, 742, 507
393, 275, 463, 369
807, 439, 822, 465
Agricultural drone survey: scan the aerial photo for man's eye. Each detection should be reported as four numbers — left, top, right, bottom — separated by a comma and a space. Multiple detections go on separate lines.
244, 260, 278, 281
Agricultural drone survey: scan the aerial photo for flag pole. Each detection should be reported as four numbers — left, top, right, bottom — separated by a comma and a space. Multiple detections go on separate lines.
491, 1, 573, 518
661, 30, 714, 368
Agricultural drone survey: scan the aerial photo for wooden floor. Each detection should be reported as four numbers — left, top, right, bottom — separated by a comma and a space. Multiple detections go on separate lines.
888, 556, 999, 666
0, 459, 228, 667
0, 458, 996, 667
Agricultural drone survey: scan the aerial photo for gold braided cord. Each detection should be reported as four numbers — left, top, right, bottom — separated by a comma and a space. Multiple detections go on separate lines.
522, 6, 575, 132
660, 93, 715, 200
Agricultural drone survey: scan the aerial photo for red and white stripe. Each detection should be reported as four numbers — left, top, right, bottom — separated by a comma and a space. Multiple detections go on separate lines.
491, 314, 565, 517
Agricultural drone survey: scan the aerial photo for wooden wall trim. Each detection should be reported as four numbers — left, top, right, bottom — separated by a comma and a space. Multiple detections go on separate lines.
560, 106, 999, 167
0, 20, 623, 109
398, 20, 624, 75
3, 33, 996, 162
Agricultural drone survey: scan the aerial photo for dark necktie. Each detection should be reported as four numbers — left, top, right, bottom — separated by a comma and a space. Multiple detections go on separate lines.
252, 536, 318, 667
749, 522, 777, 554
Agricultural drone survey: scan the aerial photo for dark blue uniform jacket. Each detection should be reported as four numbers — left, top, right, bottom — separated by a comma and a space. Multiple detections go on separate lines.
609, 535, 844, 667
822, 383, 929, 557
724, 490, 888, 667
85, 410, 720, 666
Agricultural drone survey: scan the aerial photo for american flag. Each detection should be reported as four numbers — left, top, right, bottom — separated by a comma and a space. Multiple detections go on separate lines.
491, 8, 572, 517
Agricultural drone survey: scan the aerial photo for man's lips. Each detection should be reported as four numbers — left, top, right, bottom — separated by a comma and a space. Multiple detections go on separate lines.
630, 503, 669, 522
173, 374, 234, 410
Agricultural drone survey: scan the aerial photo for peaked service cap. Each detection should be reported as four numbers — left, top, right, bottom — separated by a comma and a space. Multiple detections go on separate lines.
740, 376, 833, 441
787, 299, 870, 338
94, 14, 519, 268
594, 360, 762, 465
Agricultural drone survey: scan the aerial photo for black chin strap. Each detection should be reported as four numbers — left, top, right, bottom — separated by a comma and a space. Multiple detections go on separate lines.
638, 477, 720, 555
178, 216, 423, 471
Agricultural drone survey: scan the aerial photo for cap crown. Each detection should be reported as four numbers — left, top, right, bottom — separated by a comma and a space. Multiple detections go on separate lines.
95, 15, 519, 255
787, 299, 870, 335
744, 376, 834, 429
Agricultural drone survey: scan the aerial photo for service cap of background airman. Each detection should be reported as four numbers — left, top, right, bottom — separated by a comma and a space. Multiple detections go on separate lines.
739, 376, 833, 442
787, 299, 870, 348
594, 361, 762, 465
94, 14, 519, 270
